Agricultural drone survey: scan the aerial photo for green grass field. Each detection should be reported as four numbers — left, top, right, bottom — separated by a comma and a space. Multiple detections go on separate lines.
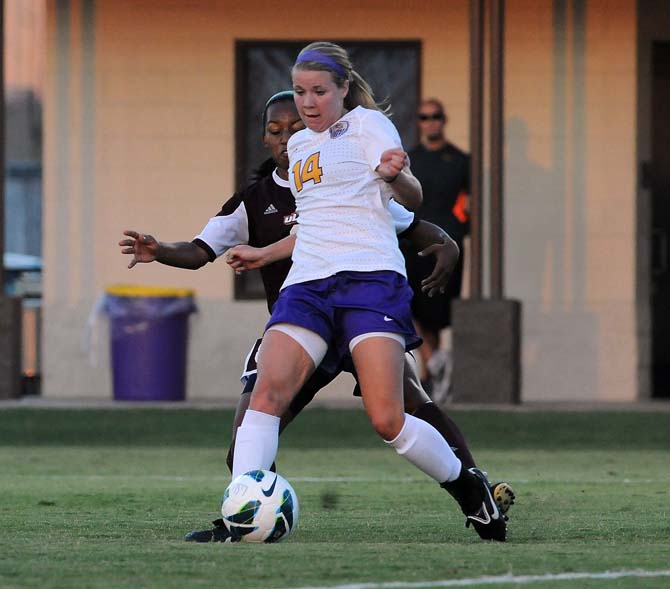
1, 407, 669, 589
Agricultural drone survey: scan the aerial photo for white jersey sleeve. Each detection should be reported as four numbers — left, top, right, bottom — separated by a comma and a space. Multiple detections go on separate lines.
388, 199, 415, 234
193, 202, 249, 258
360, 110, 403, 171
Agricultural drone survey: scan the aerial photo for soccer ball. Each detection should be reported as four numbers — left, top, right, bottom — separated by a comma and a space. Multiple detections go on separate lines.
221, 470, 299, 543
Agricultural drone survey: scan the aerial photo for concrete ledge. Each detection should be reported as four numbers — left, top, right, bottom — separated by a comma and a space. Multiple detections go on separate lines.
452, 298, 522, 404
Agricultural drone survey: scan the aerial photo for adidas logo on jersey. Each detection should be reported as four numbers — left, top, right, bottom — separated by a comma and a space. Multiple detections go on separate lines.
264, 204, 279, 215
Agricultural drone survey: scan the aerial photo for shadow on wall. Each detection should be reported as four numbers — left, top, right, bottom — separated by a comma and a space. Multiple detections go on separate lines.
506, 118, 599, 401
506, 0, 601, 403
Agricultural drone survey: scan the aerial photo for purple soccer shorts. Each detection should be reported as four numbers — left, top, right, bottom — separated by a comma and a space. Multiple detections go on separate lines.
267, 270, 421, 370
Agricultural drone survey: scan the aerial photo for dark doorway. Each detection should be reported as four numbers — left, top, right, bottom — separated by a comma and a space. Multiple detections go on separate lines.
651, 42, 670, 398
234, 41, 421, 300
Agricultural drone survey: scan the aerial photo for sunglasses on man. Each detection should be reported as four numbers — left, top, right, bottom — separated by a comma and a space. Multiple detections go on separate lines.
418, 113, 445, 121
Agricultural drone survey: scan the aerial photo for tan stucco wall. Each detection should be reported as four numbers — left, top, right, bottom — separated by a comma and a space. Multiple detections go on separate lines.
5, 0, 45, 96
43, 0, 639, 402
505, 0, 638, 400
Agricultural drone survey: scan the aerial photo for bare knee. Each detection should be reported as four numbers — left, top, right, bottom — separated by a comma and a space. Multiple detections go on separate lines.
250, 377, 293, 416
369, 410, 406, 441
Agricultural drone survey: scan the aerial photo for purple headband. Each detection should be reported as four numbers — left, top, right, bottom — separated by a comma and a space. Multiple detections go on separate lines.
295, 50, 347, 79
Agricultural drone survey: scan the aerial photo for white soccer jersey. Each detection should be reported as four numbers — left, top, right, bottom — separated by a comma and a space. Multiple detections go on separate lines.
194, 201, 249, 257
284, 106, 408, 288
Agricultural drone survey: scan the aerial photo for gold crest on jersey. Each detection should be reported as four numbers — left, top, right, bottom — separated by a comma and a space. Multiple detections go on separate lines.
329, 121, 349, 139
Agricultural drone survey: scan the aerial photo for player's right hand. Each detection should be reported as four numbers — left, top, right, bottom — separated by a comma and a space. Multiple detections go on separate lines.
418, 239, 459, 297
225, 245, 266, 274
377, 148, 408, 182
119, 230, 159, 268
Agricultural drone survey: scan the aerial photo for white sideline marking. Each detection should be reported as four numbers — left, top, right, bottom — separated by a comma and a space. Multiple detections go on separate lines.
3, 475, 422, 483
284, 569, 670, 589
3, 474, 667, 484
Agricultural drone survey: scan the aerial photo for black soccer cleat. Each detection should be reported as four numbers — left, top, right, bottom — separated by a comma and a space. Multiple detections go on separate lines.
466, 469, 516, 521
464, 468, 507, 541
442, 467, 507, 542
184, 518, 237, 543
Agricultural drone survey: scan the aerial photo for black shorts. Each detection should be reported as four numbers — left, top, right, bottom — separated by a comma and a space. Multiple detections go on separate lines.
240, 338, 414, 412
240, 338, 356, 416
241, 340, 416, 403
403, 245, 464, 330
243, 368, 339, 417
240, 338, 264, 384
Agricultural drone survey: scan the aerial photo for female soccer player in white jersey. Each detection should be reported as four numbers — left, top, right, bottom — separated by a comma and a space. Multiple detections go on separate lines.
231, 42, 508, 541
120, 90, 513, 542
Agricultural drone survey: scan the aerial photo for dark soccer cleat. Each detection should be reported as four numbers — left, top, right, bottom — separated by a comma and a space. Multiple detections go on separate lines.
442, 467, 507, 542
464, 468, 507, 541
184, 518, 237, 543
467, 469, 517, 521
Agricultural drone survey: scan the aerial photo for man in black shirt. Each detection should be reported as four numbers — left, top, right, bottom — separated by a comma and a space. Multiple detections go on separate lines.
405, 98, 470, 403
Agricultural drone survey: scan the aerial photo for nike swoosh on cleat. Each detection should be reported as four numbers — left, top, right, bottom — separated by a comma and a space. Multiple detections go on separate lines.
467, 501, 493, 525
261, 475, 278, 497
383, 316, 393, 322
467, 482, 501, 525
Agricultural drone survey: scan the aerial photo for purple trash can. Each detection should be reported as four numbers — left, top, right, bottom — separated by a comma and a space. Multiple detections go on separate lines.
104, 285, 196, 401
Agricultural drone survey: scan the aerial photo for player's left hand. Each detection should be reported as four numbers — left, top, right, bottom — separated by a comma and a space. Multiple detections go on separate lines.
377, 148, 408, 182
418, 240, 459, 297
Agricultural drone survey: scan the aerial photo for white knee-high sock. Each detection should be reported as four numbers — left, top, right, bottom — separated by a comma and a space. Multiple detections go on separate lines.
386, 413, 462, 483
232, 409, 281, 479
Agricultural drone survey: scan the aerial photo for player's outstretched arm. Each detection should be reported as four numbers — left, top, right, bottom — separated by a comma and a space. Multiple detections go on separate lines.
225, 234, 296, 274
119, 230, 209, 270
377, 149, 423, 211
406, 221, 460, 297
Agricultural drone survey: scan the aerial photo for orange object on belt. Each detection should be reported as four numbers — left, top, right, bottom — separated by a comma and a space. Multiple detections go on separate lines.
452, 191, 469, 223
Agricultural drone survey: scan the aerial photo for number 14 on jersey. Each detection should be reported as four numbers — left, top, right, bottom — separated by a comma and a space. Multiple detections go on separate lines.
292, 152, 323, 192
